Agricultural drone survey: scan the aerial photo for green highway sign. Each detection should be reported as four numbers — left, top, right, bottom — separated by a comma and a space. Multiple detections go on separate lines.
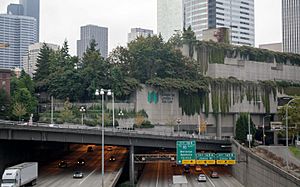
176, 141, 196, 165
196, 153, 215, 165
197, 153, 215, 160
216, 153, 236, 165
216, 153, 236, 160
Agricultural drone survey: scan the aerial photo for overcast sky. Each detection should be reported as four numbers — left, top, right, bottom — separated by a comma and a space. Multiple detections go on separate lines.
0, 0, 282, 55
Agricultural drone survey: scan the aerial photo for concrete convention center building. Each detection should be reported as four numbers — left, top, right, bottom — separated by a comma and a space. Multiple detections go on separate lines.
111, 43, 300, 138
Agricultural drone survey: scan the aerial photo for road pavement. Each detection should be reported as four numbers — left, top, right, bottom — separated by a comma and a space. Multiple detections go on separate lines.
37, 145, 127, 187
137, 163, 243, 187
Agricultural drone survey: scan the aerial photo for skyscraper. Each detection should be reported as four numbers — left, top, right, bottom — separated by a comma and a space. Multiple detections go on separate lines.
7, 4, 24, 15
157, 0, 184, 41
0, 14, 37, 69
157, 0, 255, 46
282, 0, 300, 54
23, 43, 59, 78
128, 28, 154, 43
20, 0, 40, 42
77, 25, 108, 59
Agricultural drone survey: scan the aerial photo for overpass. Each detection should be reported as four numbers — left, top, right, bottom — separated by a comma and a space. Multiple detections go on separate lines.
0, 123, 231, 151
0, 122, 232, 185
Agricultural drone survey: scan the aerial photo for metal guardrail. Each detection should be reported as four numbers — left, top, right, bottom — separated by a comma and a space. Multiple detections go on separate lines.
0, 120, 230, 142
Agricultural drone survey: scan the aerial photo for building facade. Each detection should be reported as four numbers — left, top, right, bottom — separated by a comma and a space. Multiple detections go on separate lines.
7, 4, 24, 15
282, 0, 300, 54
20, 0, 40, 42
128, 28, 154, 43
23, 43, 59, 78
77, 25, 108, 59
157, 0, 184, 41
259, 43, 283, 52
0, 14, 37, 69
184, 0, 254, 46
158, 0, 255, 46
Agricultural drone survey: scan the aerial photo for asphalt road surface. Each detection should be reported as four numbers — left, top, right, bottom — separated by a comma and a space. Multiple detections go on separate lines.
37, 145, 127, 187
137, 163, 243, 187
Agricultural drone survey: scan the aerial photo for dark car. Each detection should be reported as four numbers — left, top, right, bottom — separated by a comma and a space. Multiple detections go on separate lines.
77, 158, 85, 166
109, 155, 116, 161
73, 171, 83, 178
87, 146, 94, 152
58, 161, 68, 168
210, 171, 219, 178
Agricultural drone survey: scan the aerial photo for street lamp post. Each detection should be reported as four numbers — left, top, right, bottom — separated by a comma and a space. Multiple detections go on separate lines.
112, 92, 115, 129
285, 97, 300, 169
79, 106, 86, 126
176, 118, 181, 133
95, 88, 112, 187
262, 115, 271, 145
248, 113, 251, 148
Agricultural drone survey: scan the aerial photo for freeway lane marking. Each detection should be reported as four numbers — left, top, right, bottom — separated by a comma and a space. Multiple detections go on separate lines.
203, 169, 216, 187
156, 162, 160, 187
79, 168, 97, 185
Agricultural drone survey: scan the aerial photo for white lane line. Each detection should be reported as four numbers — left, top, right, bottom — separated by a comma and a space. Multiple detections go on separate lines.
206, 174, 216, 187
156, 162, 160, 187
79, 168, 97, 185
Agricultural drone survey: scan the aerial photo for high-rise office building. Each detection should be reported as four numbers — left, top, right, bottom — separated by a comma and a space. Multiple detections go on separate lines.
77, 25, 108, 58
0, 14, 37, 69
157, 0, 184, 41
282, 0, 300, 54
157, 0, 255, 46
7, 4, 24, 15
184, 0, 254, 46
23, 43, 59, 78
20, 0, 40, 42
128, 28, 154, 43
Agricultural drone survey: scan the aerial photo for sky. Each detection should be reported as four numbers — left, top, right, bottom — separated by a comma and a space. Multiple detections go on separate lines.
0, 0, 282, 56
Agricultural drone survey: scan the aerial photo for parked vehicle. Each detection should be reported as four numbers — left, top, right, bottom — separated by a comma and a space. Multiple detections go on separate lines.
198, 174, 207, 182
1, 162, 38, 187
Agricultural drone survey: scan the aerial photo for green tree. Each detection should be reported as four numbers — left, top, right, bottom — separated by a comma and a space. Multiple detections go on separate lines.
278, 98, 300, 144
0, 89, 9, 119
60, 98, 74, 123
12, 102, 27, 121
235, 113, 256, 144
80, 39, 110, 99
34, 43, 54, 92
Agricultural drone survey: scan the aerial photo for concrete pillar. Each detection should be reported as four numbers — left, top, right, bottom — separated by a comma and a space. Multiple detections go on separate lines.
129, 145, 135, 186
273, 131, 278, 145
216, 113, 222, 138
233, 113, 239, 137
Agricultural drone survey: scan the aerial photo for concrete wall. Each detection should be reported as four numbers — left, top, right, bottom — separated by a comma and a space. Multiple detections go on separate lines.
231, 139, 300, 187
135, 85, 276, 137
181, 44, 300, 82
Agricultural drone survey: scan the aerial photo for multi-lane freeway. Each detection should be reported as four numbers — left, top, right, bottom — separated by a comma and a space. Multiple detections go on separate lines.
137, 162, 243, 187
37, 145, 127, 187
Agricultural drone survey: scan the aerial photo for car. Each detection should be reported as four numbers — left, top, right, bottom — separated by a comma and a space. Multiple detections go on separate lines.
109, 155, 116, 161
107, 146, 113, 151
58, 161, 68, 168
195, 165, 203, 172
183, 165, 190, 173
77, 158, 85, 165
73, 171, 83, 178
210, 171, 219, 178
198, 174, 207, 182
87, 146, 93, 152
49, 124, 60, 128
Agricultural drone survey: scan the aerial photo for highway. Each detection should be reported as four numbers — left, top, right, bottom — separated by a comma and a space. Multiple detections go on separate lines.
137, 163, 243, 187
37, 145, 127, 187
